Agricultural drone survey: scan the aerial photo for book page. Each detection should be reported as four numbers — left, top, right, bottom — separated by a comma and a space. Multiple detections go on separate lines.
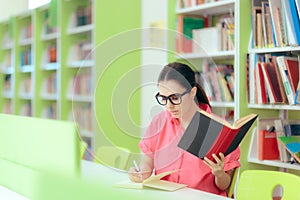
143, 180, 187, 191
233, 113, 258, 128
143, 169, 180, 184
114, 169, 183, 191
114, 180, 143, 189
199, 110, 232, 128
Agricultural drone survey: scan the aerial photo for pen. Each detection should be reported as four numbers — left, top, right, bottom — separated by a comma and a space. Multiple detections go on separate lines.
133, 160, 142, 181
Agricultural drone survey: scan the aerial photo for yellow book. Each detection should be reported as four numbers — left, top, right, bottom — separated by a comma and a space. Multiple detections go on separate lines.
114, 169, 187, 191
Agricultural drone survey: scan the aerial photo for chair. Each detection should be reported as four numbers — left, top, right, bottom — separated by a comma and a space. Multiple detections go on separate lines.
93, 146, 131, 171
236, 170, 300, 200
227, 167, 239, 198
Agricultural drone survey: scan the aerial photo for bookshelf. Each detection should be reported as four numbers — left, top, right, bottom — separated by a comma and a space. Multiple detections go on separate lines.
60, 0, 94, 159
247, 0, 300, 171
0, 0, 142, 161
15, 11, 34, 117
34, 4, 59, 120
248, 127, 300, 170
0, 20, 14, 114
172, 0, 239, 121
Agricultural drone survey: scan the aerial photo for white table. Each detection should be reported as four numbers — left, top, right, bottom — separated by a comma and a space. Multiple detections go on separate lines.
0, 186, 29, 200
81, 160, 232, 200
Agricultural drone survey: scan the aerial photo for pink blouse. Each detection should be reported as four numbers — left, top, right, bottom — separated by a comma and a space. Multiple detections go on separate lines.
139, 104, 240, 196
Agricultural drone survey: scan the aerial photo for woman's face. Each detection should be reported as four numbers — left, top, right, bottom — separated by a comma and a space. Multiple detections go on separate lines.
158, 80, 196, 119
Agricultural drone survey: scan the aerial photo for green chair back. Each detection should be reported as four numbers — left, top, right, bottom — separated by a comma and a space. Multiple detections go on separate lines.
227, 167, 239, 198
236, 170, 300, 200
93, 146, 130, 170
0, 114, 81, 198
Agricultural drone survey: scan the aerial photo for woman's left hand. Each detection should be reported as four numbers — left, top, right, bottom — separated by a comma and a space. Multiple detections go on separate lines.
203, 153, 225, 176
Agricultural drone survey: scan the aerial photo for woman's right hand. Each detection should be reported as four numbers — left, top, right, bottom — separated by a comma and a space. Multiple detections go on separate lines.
128, 165, 152, 183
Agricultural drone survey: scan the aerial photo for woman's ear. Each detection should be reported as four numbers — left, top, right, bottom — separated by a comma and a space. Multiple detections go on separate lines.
191, 86, 197, 97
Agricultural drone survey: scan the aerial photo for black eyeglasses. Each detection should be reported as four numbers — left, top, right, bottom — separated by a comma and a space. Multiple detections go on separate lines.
155, 89, 191, 105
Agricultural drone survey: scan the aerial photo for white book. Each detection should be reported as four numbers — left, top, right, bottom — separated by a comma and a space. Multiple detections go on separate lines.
275, 56, 295, 105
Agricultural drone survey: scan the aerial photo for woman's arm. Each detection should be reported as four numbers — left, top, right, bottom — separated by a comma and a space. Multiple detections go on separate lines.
128, 155, 154, 183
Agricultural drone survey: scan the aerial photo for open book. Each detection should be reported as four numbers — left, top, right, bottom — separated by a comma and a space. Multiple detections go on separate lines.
114, 169, 187, 191
178, 110, 258, 160
277, 136, 300, 163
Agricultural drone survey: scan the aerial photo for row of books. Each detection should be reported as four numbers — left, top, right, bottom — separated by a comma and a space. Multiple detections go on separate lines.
20, 23, 32, 41
196, 62, 234, 102
20, 48, 32, 67
4, 74, 11, 91
192, 14, 234, 53
44, 73, 57, 94
72, 104, 92, 131
47, 44, 57, 63
74, 1, 92, 27
252, 0, 300, 48
20, 102, 32, 117
258, 118, 300, 163
72, 73, 92, 95
43, 102, 57, 119
176, 13, 234, 54
179, 0, 224, 8
19, 77, 32, 95
3, 101, 12, 114
73, 40, 93, 61
0, 53, 12, 69
44, 10, 58, 35
254, 54, 300, 105
2, 32, 13, 48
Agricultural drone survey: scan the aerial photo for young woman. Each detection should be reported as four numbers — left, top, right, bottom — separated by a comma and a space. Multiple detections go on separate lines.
128, 62, 240, 196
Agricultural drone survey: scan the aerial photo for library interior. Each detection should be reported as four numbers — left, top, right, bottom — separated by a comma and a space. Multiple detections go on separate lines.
0, 0, 300, 199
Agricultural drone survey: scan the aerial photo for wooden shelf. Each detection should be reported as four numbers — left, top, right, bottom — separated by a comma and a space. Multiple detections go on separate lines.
248, 104, 300, 110
176, 0, 235, 15
41, 32, 59, 41
176, 51, 235, 60
67, 24, 94, 35
248, 127, 300, 170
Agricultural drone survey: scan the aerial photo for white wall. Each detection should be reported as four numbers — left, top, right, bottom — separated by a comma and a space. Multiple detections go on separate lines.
0, 0, 28, 21
141, 0, 169, 130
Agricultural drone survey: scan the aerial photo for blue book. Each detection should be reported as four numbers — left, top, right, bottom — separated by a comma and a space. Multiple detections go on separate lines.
288, 0, 300, 44
278, 136, 300, 163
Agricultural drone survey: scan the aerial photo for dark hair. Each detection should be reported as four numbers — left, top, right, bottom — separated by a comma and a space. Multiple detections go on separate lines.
158, 62, 211, 107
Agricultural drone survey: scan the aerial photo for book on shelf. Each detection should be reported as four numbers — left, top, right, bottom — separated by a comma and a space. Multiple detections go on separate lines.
261, 1, 275, 48
270, 0, 288, 47
177, 110, 258, 160
284, 57, 299, 96
260, 62, 284, 104
114, 169, 187, 191
283, 121, 300, 136
254, 62, 268, 104
282, 0, 300, 46
176, 16, 205, 53
274, 119, 291, 162
275, 56, 298, 105
192, 26, 220, 54
295, 81, 300, 104
277, 136, 300, 163
257, 118, 280, 161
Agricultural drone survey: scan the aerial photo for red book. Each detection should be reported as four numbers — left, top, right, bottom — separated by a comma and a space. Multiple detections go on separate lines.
178, 110, 258, 160
261, 62, 284, 103
258, 130, 280, 160
255, 62, 268, 103
285, 57, 299, 94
